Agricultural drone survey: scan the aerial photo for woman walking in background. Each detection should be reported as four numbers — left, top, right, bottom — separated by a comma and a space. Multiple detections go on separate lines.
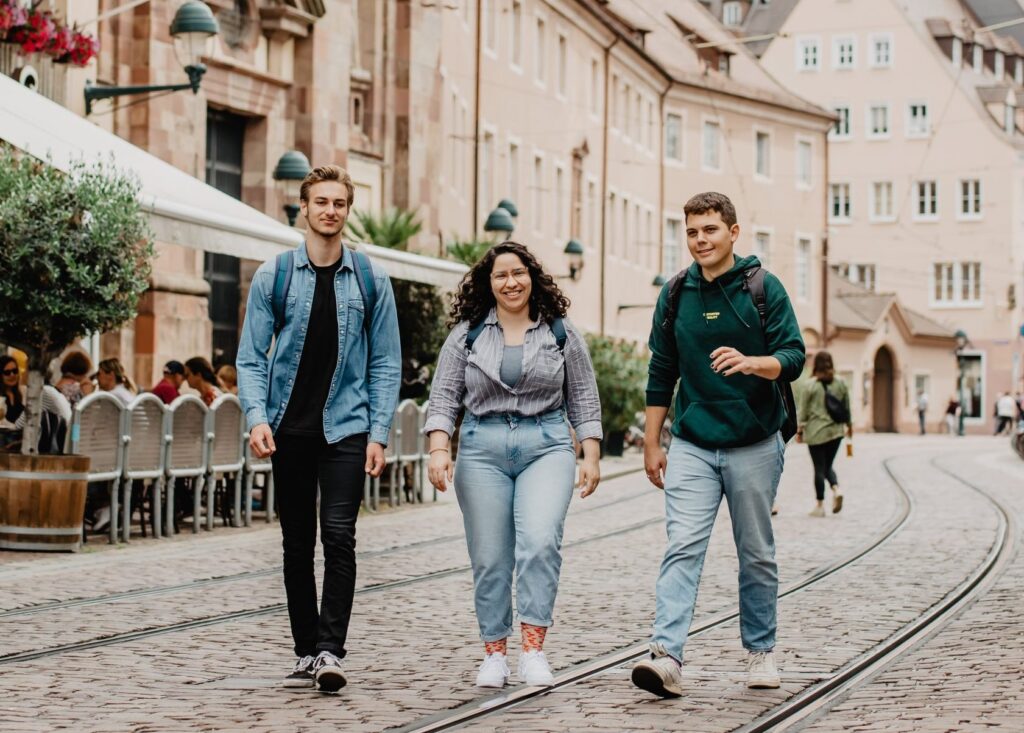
796, 351, 851, 517
424, 241, 603, 689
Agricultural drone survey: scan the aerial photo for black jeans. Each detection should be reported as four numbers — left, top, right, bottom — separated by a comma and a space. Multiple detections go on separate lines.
272, 432, 367, 659
808, 437, 842, 501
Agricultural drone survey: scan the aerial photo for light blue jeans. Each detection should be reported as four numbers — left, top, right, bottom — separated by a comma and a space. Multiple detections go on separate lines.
651, 432, 785, 662
454, 410, 577, 642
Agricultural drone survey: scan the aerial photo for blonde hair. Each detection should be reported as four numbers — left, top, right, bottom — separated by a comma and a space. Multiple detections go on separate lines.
97, 358, 136, 393
299, 164, 355, 207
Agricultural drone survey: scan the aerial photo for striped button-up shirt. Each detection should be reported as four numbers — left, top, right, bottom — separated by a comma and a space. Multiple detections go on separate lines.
424, 309, 603, 442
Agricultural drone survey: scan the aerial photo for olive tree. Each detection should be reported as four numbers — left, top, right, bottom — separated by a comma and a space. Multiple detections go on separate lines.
0, 148, 154, 454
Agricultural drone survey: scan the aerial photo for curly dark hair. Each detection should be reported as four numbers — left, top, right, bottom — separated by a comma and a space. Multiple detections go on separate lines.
447, 241, 570, 328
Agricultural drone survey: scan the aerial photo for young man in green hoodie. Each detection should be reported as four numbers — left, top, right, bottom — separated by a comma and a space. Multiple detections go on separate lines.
631, 192, 805, 697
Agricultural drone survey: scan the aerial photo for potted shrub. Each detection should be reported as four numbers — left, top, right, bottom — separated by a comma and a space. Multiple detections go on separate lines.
585, 334, 646, 456
0, 148, 153, 549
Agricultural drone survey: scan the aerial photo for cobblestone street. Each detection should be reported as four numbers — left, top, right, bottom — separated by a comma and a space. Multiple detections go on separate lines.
1, 435, 1022, 732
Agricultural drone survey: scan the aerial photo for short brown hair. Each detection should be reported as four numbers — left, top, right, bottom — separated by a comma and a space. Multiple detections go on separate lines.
683, 191, 738, 227
299, 164, 355, 206
61, 350, 93, 379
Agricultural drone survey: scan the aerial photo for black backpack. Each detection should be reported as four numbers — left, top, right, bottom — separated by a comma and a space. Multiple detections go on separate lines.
659, 265, 799, 443
822, 381, 850, 424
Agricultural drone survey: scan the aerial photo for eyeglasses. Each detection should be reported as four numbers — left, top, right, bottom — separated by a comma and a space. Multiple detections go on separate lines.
491, 268, 530, 283
2, 368, 18, 376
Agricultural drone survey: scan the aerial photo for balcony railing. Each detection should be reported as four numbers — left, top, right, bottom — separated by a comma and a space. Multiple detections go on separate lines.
0, 44, 66, 106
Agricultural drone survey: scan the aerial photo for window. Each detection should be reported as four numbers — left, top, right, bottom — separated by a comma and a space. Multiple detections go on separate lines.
449, 92, 458, 189
557, 34, 568, 98
483, 0, 496, 53
871, 181, 893, 221
587, 180, 597, 243
797, 140, 812, 188
870, 33, 892, 67
610, 74, 619, 129
590, 58, 599, 115
753, 230, 770, 267
973, 43, 983, 73
508, 142, 519, 203
915, 180, 938, 219
510, 1, 522, 68
646, 100, 655, 151
755, 131, 771, 178
995, 51, 1005, 79
664, 218, 682, 274
852, 264, 876, 291
952, 38, 963, 67
868, 104, 890, 138
608, 192, 617, 253
480, 130, 494, 210
665, 113, 682, 161
959, 179, 982, 218
532, 154, 543, 231
830, 183, 851, 221
718, 53, 731, 76
535, 17, 546, 85
908, 103, 929, 137
1006, 101, 1017, 135
1017, 58, 1023, 85
796, 238, 811, 300
555, 165, 565, 237
831, 106, 851, 139
702, 120, 721, 170
622, 82, 631, 135
645, 209, 653, 266
933, 261, 982, 305
621, 197, 628, 255
798, 38, 820, 70
833, 36, 855, 69
723, 1, 742, 27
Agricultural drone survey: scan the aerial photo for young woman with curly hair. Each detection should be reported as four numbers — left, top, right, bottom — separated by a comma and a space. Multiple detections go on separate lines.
424, 241, 603, 689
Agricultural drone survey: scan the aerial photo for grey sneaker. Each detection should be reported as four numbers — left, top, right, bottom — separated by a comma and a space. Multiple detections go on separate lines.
631, 643, 683, 698
313, 651, 347, 693
282, 654, 316, 688
746, 650, 780, 689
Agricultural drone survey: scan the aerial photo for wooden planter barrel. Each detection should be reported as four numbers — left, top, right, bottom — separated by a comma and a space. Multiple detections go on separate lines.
0, 453, 90, 552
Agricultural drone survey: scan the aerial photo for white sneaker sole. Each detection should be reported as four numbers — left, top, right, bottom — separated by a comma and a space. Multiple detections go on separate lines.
282, 677, 314, 689
631, 663, 682, 698
315, 668, 347, 693
747, 676, 781, 689
475, 676, 508, 688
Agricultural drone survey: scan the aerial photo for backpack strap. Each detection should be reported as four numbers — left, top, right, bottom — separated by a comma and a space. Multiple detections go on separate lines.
271, 250, 294, 336
465, 320, 487, 352
549, 317, 568, 351
659, 271, 686, 333
742, 266, 768, 330
350, 249, 378, 337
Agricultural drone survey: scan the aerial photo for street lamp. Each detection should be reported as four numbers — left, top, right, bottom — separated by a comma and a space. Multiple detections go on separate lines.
652, 274, 667, 287
954, 329, 969, 436
562, 239, 584, 281
483, 206, 515, 237
84, 1, 220, 115
617, 274, 668, 311
497, 198, 519, 220
272, 150, 312, 227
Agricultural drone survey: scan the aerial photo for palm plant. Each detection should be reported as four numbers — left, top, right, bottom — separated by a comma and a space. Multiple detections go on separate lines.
345, 207, 422, 250
446, 237, 493, 266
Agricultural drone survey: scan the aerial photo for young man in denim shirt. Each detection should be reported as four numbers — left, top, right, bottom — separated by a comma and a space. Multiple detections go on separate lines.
237, 165, 401, 693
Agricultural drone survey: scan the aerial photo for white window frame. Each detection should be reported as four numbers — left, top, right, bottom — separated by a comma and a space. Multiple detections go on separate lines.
589, 57, 600, 118
481, 0, 498, 58
554, 162, 566, 239
1016, 58, 1023, 85
869, 32, 893, 68
913, 179, 939, 222
870, 181, 895, 222
479, 123, 497, 219
796, 37, 821, 71
830, 105, 851, 140
622, 81, 632, 141
610, 74, 619, 133
973, 43, 983, 73
509, 0, 523, 72
531, 151, 545, 234
995, 51, 1005, 79
852, 263, 877, 291
556, 32, 568, 101
952, 37, 963, 67
754, 127, 772, 182
795, 234, 813, 302
534, 13, 547, 88
722, 1, 742, 28
507, 135, 521, 208
586, 175, 599, 245
752, 227, 772, 268
907, 101, 930, 138
665, 111, 683, 164
832, 35, 856, 70
1005, 101, 1016, 135
663, 216, 683, 275
829, 182, 852, 223
702, 117, 722, 173
957, 178, 982, 220
930, 261, 983, 308
867, 103, 891, 140
796, 136, 813, 190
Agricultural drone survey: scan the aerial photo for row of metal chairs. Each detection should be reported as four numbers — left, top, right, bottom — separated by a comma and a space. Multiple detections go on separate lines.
67, 392, 435, 544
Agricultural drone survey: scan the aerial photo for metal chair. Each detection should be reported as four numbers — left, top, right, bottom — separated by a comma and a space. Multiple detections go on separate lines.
396, 399, 425, 503
243, 431, 275, 525
207, 395, 245, 529
363, 421, 398, 512
68, 392, 125, 544
420, 401, 437, 502
120, 394, 168, 541
163, 395, 209, 535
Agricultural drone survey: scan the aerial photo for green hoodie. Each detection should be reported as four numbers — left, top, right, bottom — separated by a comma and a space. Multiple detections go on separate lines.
646, 255, 805, 449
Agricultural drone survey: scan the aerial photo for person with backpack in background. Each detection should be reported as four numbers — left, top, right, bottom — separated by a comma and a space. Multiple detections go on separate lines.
796, 351, 852, 517
631, 192, 804, 698
237, 164, 401, 693
424, 241, 602, 689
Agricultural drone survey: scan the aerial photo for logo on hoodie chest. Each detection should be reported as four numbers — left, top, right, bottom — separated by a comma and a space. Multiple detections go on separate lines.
703, 311, 721, 321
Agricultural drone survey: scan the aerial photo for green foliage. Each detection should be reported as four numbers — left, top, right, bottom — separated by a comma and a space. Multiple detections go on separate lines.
346, 207, 422, 251
585, 334, 647, 434
394, 280, 448, 400
0, 149, 154, 366
446, 237, 492, 267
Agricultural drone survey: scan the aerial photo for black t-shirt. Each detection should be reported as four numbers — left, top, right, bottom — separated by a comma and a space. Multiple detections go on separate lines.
277, 257, 343, 437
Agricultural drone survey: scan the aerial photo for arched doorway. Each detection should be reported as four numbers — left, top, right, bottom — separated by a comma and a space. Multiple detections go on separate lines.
873, 346, 896, 432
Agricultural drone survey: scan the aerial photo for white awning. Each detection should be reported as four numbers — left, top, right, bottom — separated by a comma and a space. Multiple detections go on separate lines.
0, 74, 468, 289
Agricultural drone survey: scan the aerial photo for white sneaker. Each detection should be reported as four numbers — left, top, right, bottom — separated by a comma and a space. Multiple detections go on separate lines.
282, 654, 316, 688
631, 643, 683, 698
475, 653, 510, 688
746, 650, 780, 689
809, 505, 825, 518
93, 506, 111, 532
517, 650, 555, 686
313, 650, 347, 693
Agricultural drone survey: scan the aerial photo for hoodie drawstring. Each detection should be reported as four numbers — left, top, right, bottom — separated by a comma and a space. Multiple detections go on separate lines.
716, 279, 751, 329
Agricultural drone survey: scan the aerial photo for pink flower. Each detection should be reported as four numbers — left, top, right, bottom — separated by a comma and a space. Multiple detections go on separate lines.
10, 9, 57, 55
0, 1, 29, 37
68, 30, 98, 67
47, 24, 73, 59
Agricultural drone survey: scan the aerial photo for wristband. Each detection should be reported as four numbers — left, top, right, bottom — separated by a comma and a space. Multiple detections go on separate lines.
429, 448, 449, 455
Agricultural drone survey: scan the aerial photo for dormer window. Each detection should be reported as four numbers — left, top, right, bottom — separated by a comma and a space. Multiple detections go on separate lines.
973, 43, 983, 73
952, 37, 962, 67
723, 2, 742, 27
995, 51, 1005, 79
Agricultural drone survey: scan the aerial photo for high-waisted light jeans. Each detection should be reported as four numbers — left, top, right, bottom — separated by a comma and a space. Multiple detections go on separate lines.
454, 410, 577, 642
651, 432, 785, 662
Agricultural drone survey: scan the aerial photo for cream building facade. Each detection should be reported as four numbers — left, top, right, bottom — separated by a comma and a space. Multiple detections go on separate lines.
735, 0, 1024, 433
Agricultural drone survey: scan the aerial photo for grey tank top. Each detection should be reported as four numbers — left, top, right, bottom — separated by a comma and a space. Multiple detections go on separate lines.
499, 344, 524, 387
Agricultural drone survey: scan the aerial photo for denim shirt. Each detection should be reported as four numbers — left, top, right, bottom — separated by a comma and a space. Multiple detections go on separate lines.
237, 243, 402, 446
